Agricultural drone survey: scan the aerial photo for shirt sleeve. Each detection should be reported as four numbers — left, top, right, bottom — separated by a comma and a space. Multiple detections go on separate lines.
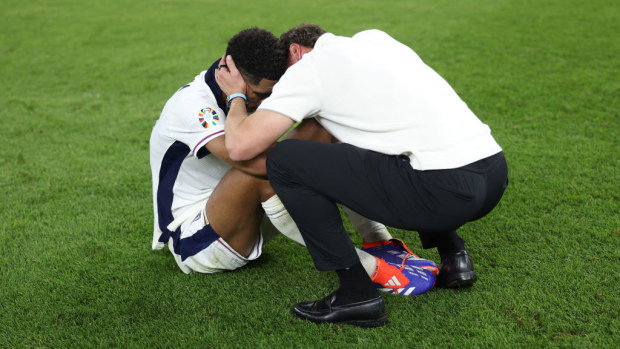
164, 92, 226, 158
257, 59, 322, 122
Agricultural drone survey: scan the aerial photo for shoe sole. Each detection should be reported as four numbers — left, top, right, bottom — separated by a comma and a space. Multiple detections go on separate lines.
291, 309, 388, 328
438, 271, 477, 288
338, 314, 388, 328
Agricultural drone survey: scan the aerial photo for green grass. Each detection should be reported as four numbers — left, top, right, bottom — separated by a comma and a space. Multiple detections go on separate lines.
1, 0, 618, 347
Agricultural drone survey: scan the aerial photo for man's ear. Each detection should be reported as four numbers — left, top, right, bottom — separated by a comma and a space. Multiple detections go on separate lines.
288, 44, 302, 66
288, 43, 313, 67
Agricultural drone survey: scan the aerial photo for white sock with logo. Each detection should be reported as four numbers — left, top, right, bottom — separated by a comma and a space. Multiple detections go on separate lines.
342, 206, 392, 243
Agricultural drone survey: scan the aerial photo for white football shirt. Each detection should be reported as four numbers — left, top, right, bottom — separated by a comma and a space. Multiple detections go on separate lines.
150, 63, 231, 250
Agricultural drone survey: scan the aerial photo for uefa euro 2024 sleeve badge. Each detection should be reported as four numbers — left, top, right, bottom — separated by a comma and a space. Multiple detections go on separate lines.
198, 107, 220, 129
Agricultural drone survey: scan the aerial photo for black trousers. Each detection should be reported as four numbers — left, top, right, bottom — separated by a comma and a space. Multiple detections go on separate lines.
267, 140, 508, 271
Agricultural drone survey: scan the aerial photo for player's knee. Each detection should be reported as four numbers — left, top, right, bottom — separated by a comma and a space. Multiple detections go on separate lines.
258, 180, 276, 201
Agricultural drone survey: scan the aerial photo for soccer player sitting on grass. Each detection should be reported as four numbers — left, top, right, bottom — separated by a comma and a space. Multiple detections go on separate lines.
149, 27, 438, 294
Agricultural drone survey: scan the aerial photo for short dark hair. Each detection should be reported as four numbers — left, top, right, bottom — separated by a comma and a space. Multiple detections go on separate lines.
278, 23, 326, 57
225, 27, 287, 85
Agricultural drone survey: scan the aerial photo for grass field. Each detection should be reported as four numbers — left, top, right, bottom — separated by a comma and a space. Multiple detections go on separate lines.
1, 0, 618, 347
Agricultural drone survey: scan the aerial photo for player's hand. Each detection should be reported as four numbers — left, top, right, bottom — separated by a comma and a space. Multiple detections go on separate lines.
215, 55, 247, 96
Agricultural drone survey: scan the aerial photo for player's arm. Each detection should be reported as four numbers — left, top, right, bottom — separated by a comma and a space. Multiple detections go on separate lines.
206, 117, 335, 177
204, 136, 273, 178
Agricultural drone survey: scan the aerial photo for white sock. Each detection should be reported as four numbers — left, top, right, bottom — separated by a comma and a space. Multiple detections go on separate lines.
261, 195, 305, 245
356, 248, 378, 277
259, 217, 281, 244
341, 206, 392, 243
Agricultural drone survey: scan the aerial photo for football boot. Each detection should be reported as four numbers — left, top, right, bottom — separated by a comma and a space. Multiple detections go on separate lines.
363, 239, 439, 275
370, 257, 435, 296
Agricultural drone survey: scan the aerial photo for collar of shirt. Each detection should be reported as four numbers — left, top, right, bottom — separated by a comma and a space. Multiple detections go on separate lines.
204, 59, 227, 112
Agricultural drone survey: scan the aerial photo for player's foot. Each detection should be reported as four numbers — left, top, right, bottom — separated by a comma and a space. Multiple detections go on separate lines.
370, 257, 435, 296
291, 292, 387, 328
437, 250, 477, 288
363, 239, 439, 275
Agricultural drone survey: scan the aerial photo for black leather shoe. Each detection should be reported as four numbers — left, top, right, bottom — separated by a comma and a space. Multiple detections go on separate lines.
437, 250, 477, 288
291, 292, 387, 328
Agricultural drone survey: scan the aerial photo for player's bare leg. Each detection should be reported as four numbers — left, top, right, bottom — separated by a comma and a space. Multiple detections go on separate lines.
204, 119, 332, 258
205, 168, 274, 257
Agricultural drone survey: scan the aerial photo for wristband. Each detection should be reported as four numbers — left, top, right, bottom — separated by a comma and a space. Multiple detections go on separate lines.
226, 93, 248, 109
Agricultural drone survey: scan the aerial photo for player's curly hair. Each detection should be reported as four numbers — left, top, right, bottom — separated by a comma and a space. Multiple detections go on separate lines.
278, 23, 326, 58
225, 28, 286, 85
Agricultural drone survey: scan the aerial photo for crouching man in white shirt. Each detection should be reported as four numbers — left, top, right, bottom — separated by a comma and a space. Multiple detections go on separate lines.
216, 24, 508, 327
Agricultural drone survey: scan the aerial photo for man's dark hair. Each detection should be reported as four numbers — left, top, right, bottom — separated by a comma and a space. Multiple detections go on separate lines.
278, 23, 326, 58
225, 27, 286, 85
